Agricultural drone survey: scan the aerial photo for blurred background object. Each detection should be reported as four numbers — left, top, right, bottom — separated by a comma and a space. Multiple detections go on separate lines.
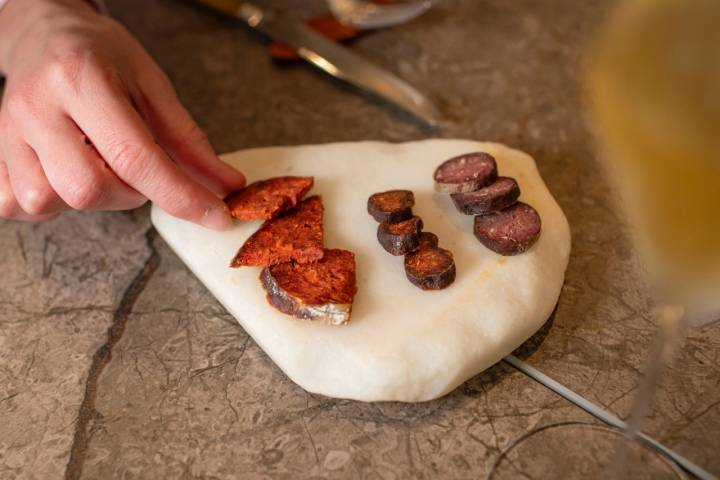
587, 1, 720, 477
192, 0, 440, 128
326, 0, 436, 30
587, 0, 720, 326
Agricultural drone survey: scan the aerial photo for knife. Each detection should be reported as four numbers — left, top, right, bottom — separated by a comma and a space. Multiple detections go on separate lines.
193, 0, 441, 128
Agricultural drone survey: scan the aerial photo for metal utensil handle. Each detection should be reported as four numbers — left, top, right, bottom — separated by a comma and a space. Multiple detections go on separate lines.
503, 355, 716, 480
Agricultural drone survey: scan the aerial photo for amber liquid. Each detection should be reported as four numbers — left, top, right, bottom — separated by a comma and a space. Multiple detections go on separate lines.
587, 2, 720, 477
587, 0, 720, 321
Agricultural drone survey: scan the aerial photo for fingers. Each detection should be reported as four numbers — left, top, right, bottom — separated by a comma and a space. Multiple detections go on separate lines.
27, 115, 147, 212
3, 138, 67, 216
0, 161, 25, 219
66, 67, 233, 230
136, 69, 245, 197
0, 160, 58, 222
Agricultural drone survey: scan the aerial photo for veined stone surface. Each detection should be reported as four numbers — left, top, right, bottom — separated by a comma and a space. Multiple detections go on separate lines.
1, 0, 718, 478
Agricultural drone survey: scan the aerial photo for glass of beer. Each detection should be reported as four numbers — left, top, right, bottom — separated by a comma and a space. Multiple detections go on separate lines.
493, 1, 719, 477
586, 0, 720, 476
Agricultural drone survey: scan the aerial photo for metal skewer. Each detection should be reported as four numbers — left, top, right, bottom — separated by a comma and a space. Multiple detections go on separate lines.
503, 355, 716, 480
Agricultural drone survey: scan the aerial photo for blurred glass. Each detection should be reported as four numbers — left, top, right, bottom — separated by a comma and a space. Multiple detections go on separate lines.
586, 0, 720, 326
585, 0, 719, 477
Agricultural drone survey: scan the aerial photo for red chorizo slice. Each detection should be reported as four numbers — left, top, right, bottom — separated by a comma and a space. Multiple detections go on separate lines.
226, 176, 314, 221
434, 152, 498, 193
450, 177, 520, 215
231, 196, 324, 267
473, 202, 541, 256
404, 238, 456, 290
377, 216, 423, 256
367, 190, 414, 223
261, 249, 357, 325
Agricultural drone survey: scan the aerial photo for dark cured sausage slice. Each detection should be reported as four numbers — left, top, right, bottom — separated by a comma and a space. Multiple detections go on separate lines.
417, 232, 439, 249
226, 176, 314, 221
377, 216, 423, 256
261, 249, 357, 326
231, 196, 324, 267
404, 235, 456, 290
434, 152, 498, 193
473, 202, 541, 256
450, 177, 520, 215
367, 190, 414, 223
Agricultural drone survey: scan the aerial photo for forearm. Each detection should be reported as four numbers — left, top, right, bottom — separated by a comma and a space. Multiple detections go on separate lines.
0, 0, 99, 74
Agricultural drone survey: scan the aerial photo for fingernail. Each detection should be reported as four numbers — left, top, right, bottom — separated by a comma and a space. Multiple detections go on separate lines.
201, 203, 232, 230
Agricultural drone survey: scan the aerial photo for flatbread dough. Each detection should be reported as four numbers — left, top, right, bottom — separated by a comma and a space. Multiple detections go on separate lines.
151, 140, 571, 402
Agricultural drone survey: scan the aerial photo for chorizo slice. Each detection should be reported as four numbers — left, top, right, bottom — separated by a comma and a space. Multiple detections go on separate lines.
377, 216, 423, 256
231, 196, 324, 267
261, 249, 357, 326
450, 177, 520, 215
226, 176, 314, 221
404, 237, 456, 290
434, 152, 498, 193
473, 202, 541, 256
367, 190, 415, 223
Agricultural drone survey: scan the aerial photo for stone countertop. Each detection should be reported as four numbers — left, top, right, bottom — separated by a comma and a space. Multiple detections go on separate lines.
1, 0, 719, 478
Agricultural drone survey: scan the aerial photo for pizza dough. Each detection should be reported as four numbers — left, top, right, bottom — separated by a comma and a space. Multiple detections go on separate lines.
151, 140, 571, 402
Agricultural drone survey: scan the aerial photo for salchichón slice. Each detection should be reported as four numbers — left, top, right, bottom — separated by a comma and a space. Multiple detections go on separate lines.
226, 176, 314, 221
434, 152, 498, 194
450, 176, 520, 215
473, 202, 541, 256
231, 195, 324, 267
261, 249, 358, 326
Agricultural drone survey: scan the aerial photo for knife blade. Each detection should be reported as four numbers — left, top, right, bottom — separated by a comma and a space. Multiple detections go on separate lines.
193, 0, 440, 128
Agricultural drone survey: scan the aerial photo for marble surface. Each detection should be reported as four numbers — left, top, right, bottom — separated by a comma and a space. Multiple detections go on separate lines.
1, 0, 718, 478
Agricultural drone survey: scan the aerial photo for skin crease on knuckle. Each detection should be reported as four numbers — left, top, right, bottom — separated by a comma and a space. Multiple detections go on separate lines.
47, 47, 97, 98
104, 138, 155, 187
62, 175, 105, 211
3, 85, 39, 128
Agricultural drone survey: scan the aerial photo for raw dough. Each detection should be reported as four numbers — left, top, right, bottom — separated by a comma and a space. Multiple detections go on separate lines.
151, 140, 571, 402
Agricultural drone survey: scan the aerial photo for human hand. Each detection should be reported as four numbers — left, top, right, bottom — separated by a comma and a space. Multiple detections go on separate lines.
0, 0, 245, 227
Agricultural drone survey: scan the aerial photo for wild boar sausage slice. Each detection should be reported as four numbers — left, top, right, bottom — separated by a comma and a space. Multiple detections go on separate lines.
377, 216, 423, 256
404, 235, 456, 290
367, 190, 415, 223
